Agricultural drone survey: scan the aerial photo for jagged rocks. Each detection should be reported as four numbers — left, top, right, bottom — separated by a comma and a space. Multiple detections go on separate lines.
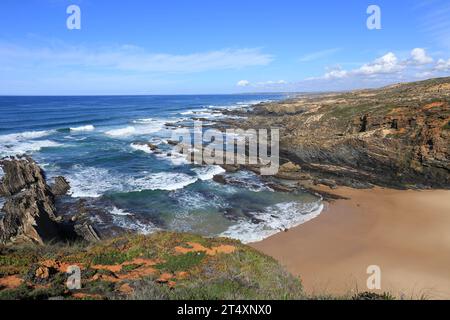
74, 223, 101, 242
0, 157, 60, 245
51, 177, 70, 196
0, 157, 99, 245
220, 77, 450, 189
0, 156, 47, 197
51, 176, 71, 196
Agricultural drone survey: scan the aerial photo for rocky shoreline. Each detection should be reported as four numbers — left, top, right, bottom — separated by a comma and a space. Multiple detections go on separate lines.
215, 77, 450, 190
1, 77, 449, 246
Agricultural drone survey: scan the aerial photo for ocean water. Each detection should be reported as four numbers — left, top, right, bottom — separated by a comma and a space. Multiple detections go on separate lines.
0, 95, 323, 243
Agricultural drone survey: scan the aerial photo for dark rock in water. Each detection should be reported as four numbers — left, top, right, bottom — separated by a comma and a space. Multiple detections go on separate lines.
213, 174, 227, 184
223, 208, 240, 222
134, 141, 159, 152
166, 140, 179, 146
267, 182, 294, 193
220, 164, 240, 173
51, 176, 71, 196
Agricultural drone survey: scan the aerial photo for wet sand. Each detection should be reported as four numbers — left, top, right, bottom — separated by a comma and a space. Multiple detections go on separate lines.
251, 187, 450, 299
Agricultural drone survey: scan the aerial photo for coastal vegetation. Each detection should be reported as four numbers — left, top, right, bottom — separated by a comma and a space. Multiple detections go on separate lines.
0, 232, 306, 300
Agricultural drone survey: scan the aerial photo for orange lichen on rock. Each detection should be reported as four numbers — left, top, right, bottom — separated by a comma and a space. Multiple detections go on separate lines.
72, 292, 103, 300
0, 275, 23, 289
156, 272, 173, 283
174, 242, 236, 256
92, 257, 158, 273
40, 259, 84, 273
89, 258, 158, 283
35, 266, 50, 279
175, 271, 189, 279
118, 283, 134, 295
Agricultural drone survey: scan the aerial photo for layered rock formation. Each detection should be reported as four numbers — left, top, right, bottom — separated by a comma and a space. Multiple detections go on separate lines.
0, 157, 60, 244
0, 156, 99, 245
222, 77, 450, 189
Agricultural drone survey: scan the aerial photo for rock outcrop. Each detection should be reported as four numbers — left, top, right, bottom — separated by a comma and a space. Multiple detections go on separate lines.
0, 157, 59, 244
50, 176, 71, 196
221, 77, 450, 189
0, 156, 99, 245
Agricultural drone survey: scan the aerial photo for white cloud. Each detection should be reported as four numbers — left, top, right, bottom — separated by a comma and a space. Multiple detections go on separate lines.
355, 52, 403, 76
257, 80, 287, 85
316, 53, 402, 80
304, 47, 450, 89
324, 67, 348, 79
0, 43, 273, 74
237, 80, 250, 87
435, 58, 450, 71
410, 48, 433, 65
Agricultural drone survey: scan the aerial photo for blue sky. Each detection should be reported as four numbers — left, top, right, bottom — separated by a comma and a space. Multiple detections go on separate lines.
1, 0, 450, 95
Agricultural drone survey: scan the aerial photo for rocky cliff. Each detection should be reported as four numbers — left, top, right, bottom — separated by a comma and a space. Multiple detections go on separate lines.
224, 77, 450, 189
0, 157, 98, 245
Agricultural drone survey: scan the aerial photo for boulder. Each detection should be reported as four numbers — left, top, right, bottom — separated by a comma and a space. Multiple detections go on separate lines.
279, 161, 301, 173
51, 176, 71, 196
212, 175, 227, 184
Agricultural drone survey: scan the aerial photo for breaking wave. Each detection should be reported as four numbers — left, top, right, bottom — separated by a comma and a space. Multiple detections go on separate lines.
70, 125, 95, 132
220, 201, 324, 243
131, 172, 198, 191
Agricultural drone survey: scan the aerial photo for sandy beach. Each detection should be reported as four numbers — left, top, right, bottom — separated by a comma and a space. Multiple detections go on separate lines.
251, 187, 450, 299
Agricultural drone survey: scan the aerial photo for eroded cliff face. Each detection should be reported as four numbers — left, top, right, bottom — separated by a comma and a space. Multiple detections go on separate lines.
227, 77, 450, 188
0, 157, 102, 245
0, 157, 59, 244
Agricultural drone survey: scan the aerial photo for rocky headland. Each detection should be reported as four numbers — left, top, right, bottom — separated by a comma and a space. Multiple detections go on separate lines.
218, 77, 450, 190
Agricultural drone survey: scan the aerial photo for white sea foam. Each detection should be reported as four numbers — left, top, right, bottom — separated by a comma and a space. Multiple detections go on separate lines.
70, 125, 95, 132
0, 140, 62, 157
130, 143, 154, 154
105, 126, 137, 137
192, 165, 226, 181
220, 201, 324, 243
132, 118, 155, 124
110, 206, 133, 216
131, 172, 198, 191
155, 151, 190, 166
223, 171, 272, 192
66, 163, 201, 198
111, 215, 159, 235
0, 130, 53, 143
105, 119, 167, 138
66, 166, 121, 198
170, 189, 227, 211
180, 109, 208, 115
0, 130, 61, 156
